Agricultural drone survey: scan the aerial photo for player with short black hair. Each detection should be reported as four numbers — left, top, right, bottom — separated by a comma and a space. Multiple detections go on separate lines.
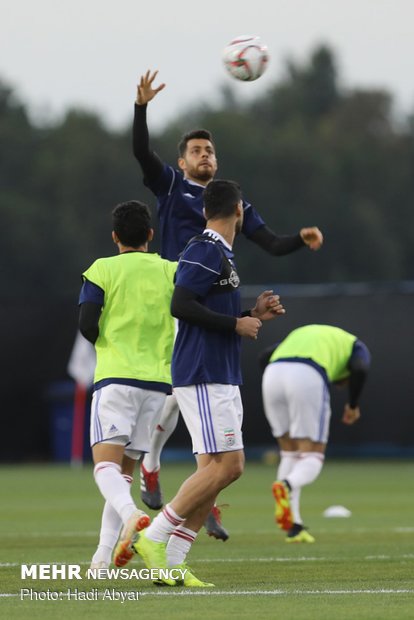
133, 179, 285, 587
202, 179, 242, 219
112, 200, 152, 248
178, 129, 215, 158
79, 199, 177, 570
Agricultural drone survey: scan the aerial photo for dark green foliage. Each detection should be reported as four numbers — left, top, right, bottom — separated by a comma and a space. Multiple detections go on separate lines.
1, 45, 414, 300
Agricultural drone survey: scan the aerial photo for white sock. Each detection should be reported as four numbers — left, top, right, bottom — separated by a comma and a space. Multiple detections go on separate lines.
146, 503, 185, 543
91, 474, 133, 565
94, 462, 137, 524
277, 450, 300, 480
286, 452, 325, 489
290, 488, 303, 525
166, 526, 197, 567
143, 394, 180, 472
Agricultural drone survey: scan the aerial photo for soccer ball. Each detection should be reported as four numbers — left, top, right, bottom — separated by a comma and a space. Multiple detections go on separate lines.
222, 35, 269, 82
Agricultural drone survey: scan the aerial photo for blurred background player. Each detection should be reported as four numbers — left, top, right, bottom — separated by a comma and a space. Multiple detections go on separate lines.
134, 179, 285, 587
133, 69, 324, 539
260, 324, 371, 542
79, 201, 176, 569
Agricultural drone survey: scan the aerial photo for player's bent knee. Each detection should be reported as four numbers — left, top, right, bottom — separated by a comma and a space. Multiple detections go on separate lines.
217, 460, 244, 488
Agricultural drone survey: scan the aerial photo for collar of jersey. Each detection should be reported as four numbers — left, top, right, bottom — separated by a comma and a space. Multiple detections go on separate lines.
185, 177, 206, 189
203, 228, 232, 251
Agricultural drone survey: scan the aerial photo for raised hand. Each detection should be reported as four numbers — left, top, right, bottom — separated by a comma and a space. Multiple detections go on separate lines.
136, 70, 166, 105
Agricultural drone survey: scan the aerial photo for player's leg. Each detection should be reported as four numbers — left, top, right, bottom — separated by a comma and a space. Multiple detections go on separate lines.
166, 492, 218, 587
136, 451, 242, 586
112, 388, 167, 566
140, 393, 180, 509
262, 363, 295, 529
90, 463, 134, 569
274, 365, 330, 541
93, 444, 150, 566
141, 390, 230, 540
283, 438, 324, 543
90, 385, 152, 566
271, 434, 299, 532
135, 384, 244, 586
171, 385, 243, 583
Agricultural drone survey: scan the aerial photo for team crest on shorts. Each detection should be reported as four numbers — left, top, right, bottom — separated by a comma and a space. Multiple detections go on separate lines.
224, 428, 235, 447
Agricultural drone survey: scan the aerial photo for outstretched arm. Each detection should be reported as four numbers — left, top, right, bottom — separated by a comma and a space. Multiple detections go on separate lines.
133, 70, 166, 183
299, 227, 324, 250
250, 225, 323, 256
136, 69, 166, 106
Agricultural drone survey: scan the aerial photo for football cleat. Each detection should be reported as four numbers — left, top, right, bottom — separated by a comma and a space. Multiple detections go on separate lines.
172, 562, 215, 588
140, 464, 163, 510
133, 529, 175, 586
113, 509, 150, 567
272, 480, 293, 531
86, 559, 109, 576
204, 505, 229, 541
286, 523, 315, 543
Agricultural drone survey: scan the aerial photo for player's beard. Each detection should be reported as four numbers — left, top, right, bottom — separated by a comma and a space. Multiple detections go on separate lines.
193, 167, 215, 183
186, 160, 216, 183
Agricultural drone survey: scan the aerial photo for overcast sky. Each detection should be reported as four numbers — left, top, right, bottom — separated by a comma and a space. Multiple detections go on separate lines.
1, 0, 414, 131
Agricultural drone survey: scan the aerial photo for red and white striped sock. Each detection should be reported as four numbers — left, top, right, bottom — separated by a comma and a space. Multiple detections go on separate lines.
145, 503, 185, 543
166, 526, 197, 567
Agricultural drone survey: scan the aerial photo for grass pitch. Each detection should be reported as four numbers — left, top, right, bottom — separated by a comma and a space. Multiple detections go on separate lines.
1, 459, 414, 619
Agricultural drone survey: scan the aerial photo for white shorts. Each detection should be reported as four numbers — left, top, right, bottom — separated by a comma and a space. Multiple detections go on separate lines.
90, 384, 166, 452
262, 362, 331, 443
174, 384, 244, 455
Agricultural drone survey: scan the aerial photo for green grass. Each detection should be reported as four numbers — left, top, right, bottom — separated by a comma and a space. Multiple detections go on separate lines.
1, 460, 414, 619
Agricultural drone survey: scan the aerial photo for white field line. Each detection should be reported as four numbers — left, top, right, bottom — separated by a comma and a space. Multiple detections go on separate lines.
2, 554, 414, 569
2, 526, 414, 538
1, 589, 414, 598
0, 532, 97, 538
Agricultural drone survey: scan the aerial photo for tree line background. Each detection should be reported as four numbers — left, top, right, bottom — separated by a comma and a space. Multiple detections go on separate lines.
1, 45, 414, 460
2, 45, 414, 303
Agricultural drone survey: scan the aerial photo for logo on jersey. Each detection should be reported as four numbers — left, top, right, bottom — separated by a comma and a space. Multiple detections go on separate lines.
219, 269, 240, 288
224, 428, 235, 448
108, 424, 119, 434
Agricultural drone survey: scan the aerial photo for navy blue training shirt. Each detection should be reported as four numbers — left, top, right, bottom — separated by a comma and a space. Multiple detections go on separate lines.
172, 231, 242, 386
146, 164, 265, 261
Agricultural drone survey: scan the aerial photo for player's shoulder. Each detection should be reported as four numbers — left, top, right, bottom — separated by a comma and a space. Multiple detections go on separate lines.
180, 235, 224, 266
150, 164, 182, 197
166, 165, 190, 187
157, 255, 178, 279
185, 234, 222, 253
84, 255, 112, 273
